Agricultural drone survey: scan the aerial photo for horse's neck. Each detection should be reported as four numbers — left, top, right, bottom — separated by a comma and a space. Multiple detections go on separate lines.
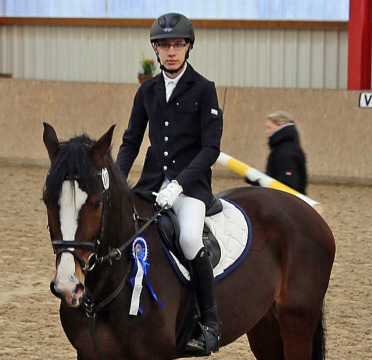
131, 192, 155, 221
102, 169, 136, 250
115, 188, 136, 239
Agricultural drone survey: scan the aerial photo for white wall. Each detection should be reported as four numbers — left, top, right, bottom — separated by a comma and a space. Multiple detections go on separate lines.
0, 24, 348, 89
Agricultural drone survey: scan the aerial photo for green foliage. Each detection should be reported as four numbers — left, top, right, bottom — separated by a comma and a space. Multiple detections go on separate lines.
139, 56, 156, 77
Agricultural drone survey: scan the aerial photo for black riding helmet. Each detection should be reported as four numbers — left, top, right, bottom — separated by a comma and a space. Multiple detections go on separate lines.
150, 13, 195, 74
150, 13, 195, 45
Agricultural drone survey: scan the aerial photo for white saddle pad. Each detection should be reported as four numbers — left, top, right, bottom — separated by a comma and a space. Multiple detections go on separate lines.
169, 198, 251, 281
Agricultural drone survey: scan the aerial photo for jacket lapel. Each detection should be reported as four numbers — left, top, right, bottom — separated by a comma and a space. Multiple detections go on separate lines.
154, 75, 166, 107
168, 64, 195, 103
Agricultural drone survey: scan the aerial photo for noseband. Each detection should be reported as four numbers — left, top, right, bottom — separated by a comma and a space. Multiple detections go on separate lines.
50, 168, 111, 275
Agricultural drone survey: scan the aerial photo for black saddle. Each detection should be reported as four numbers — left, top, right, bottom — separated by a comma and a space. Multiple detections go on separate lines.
157, 197, 223, 269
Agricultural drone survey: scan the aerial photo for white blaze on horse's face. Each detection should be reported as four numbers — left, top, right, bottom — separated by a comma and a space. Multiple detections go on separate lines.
54, 180, 87, 307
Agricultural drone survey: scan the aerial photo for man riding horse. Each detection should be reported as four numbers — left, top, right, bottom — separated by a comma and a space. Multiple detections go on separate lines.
116, 13, 223, 356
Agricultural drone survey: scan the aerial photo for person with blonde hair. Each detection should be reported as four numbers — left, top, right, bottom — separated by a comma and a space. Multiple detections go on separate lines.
264, 110, 308, 194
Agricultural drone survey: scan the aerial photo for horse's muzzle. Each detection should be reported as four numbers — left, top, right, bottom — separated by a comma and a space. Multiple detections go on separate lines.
50, 279, 85, 308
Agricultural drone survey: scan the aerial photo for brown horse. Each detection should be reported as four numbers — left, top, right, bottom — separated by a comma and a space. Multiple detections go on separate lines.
42, 122, 335, 360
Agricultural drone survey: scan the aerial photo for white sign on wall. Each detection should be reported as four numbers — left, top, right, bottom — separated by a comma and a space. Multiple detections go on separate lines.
359, 92, 372, 108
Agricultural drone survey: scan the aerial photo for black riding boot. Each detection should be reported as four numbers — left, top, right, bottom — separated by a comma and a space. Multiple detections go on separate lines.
186, 247, 221, 356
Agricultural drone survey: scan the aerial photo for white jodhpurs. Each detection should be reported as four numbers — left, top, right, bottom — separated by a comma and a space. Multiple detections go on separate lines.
159, 179, 205, 260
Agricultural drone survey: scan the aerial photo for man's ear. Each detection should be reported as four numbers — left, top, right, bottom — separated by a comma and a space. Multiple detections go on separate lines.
152, 43, 159, 56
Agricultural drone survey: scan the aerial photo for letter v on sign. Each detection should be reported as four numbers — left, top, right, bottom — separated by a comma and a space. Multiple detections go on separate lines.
359, 92, 372, 108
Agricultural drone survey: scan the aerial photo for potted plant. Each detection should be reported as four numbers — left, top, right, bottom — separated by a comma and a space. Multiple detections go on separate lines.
138, 56, 156, 84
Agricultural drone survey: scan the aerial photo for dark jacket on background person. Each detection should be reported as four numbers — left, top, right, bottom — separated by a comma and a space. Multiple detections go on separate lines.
266, 124, 308, 194
116, 63, 223, 208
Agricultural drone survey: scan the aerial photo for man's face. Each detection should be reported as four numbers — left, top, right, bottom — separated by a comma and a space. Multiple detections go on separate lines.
153, 38, 191, 76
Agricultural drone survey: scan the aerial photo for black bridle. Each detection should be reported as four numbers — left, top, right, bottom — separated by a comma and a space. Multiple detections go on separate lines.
49, 167, 163, 309
48, 167, 163, 360
50, 169, 111, 277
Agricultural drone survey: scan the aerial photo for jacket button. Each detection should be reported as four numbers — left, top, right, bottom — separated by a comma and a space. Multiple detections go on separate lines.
164, 136, 168, 141
163, 166, 167, 170
165, 121, 169, 126
164, 151, 168, 156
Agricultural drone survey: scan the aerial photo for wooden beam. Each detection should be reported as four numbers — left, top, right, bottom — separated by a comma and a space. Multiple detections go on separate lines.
0, 17, 348, 31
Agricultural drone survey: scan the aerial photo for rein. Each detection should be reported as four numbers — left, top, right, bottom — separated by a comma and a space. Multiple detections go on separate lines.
93, 208, 163, 266
82, 206, 164, 316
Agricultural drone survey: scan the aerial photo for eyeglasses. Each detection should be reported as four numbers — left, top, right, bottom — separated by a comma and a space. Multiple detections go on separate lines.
157, 42, 188, 51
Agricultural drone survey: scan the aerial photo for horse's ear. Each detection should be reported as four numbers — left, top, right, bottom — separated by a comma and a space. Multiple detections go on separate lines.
90, 125, 116, 168
43, 122, 60, 162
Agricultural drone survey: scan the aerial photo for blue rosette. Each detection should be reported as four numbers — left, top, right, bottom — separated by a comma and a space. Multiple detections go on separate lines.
129, 236, 163, 315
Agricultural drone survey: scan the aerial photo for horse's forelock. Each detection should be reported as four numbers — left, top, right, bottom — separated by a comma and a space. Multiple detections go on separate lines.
44, 135, 99, 205
43, 134, 132, 207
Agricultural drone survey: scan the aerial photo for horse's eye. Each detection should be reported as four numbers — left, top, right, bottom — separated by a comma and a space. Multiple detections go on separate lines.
93, 201, 102, 210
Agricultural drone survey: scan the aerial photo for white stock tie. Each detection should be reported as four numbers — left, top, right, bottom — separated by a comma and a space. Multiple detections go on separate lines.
166, 80, 175, 102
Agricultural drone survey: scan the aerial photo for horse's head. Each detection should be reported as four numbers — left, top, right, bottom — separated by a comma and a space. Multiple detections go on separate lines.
42, 122, 115, 307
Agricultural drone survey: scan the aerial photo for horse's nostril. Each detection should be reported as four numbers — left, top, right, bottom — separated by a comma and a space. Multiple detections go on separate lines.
74, 283, 85, 297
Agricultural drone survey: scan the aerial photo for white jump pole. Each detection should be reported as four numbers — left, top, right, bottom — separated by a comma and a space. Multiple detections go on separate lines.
217, 152, 319, 208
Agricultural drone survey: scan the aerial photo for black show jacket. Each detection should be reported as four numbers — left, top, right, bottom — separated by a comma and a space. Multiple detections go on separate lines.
116, 64, 223, 207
